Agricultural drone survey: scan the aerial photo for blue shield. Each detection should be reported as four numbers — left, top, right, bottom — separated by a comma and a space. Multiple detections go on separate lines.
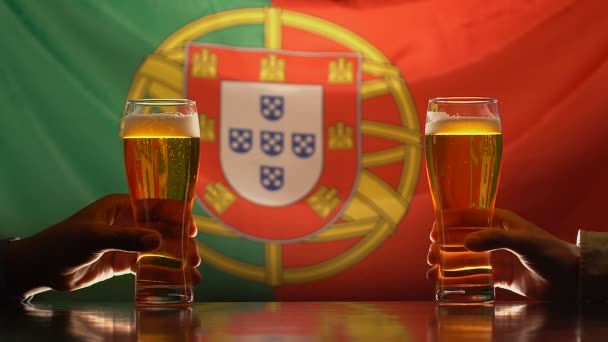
260, 165, 284, 191
292, 133, 316, 159
261, 130, 284, 156
260, 95, 284, 121
229, 128, 253, 154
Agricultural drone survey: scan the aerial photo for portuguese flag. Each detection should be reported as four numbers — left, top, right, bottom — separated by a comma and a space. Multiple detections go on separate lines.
2, 0, 607, 304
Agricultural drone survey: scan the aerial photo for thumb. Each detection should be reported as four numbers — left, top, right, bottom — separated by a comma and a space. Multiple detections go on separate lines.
86, 224, 161, 253
464, 228, 539, 256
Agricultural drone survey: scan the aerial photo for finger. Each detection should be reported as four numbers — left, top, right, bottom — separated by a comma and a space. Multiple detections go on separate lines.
492, 208, 543, 233
427, 242, 439, 266
464, 228, 542, 257
74, 194, 132, 223
62, 251, 139, 291
188, 238, 201, 267
426, 265, 438, 280
492, 209, 516, 231
111, 204, 137, 227
430, 222, 438, 242
85, 224, 161, 253
489, 249, 517, 288
189, 219, 198, 238
108, 252, 140, 275
101, 194, 133, 225
191, 267, 202, 285
464, 229, 506, 252
84, 251, 137, 279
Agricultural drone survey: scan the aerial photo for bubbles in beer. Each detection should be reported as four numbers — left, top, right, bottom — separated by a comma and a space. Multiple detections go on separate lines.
121, 113, 200, 138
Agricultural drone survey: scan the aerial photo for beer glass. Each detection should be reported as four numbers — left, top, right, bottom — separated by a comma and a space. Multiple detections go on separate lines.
121, 99, 200, 305
425, 97, 502, 304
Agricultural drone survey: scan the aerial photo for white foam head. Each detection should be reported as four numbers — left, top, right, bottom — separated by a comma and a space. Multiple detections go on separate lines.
121, 113, 200, 138
425, 112, 501, 135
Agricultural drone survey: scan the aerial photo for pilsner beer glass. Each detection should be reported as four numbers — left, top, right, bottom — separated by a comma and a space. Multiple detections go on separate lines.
121, 99, 200, 305
425, 97, 502, 304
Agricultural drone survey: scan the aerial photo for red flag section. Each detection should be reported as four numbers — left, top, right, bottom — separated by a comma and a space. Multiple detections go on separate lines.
271, 0, 608, 300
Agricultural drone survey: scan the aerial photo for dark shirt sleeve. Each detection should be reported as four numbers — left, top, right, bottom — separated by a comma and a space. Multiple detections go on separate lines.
577, 230, 608, 302
0, 238, 31, 304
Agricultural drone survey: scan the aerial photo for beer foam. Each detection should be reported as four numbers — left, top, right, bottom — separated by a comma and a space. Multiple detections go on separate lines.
426, 111, 452, 122
425, 114, 501, 135
121, 113, 200, 138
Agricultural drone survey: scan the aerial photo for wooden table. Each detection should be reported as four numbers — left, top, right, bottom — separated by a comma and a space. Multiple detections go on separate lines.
1, 301, 605, 341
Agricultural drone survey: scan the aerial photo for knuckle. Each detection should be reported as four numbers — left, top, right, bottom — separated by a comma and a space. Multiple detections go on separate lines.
50, 278, 73, 292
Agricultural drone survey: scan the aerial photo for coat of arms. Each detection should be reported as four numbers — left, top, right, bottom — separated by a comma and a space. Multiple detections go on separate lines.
186, 44, 361, 242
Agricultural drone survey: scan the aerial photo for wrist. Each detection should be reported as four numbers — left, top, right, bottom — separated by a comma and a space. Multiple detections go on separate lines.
569, 242, 581, 301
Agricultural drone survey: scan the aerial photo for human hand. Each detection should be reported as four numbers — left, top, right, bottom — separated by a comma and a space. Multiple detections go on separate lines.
5, 194, 202, 299
427, 209, 580, 300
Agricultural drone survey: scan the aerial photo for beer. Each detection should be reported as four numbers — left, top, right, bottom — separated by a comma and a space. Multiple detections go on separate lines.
426, 116, 502, 303
122, 111, 200, 305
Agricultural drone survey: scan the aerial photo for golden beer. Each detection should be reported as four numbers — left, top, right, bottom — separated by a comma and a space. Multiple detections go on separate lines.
426, 116, 502, 303
122, 108, 200, 305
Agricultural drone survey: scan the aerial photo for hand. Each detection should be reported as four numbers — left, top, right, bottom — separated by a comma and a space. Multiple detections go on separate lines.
427, 209, 580, 300
6, 194, 202, 299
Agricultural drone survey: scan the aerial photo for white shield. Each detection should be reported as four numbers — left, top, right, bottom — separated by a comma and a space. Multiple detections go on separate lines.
220, 81, 323, 207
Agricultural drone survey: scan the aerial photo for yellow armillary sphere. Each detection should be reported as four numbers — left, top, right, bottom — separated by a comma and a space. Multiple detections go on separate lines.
127, 7, 420, 286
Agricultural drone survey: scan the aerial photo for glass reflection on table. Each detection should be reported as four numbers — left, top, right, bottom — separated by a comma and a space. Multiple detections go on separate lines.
428, 305, 495, 342
137, 307, 198, 341
2, 301, 608, 341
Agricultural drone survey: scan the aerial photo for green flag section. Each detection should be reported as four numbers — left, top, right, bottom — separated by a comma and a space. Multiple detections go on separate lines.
0, 0, 273, 302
